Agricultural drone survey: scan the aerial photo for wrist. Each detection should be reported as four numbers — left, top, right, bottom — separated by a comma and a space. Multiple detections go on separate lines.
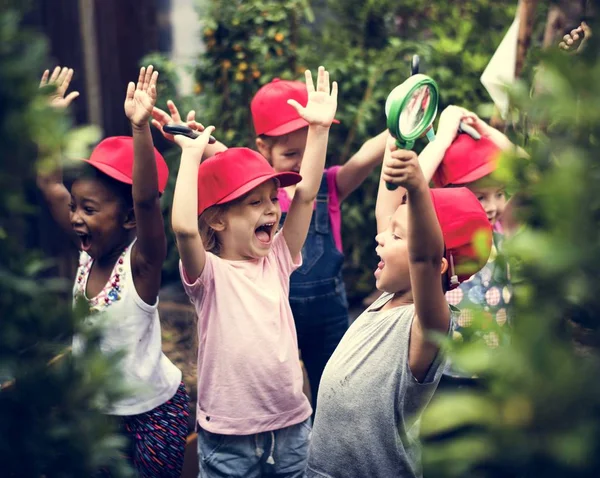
131, 121, 150, 132
180, 148, 203, 165
308, 124, 331, 135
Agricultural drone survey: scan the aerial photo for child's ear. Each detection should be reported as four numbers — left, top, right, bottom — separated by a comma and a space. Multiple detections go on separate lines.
208, 217, 226, 232
255, 137, 271, 161
123, 208, 136, 230
440, 257, 449, 275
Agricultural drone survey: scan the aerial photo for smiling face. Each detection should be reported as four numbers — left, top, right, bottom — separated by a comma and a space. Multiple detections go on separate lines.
374, 205, 412, 294
212, 180, 281, 260
467, 179, 506, 225
69, 175, 134, 261
256, 127, 308, 173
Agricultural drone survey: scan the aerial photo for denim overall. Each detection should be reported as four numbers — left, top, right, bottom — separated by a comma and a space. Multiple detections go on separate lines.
280, 173, 349, 411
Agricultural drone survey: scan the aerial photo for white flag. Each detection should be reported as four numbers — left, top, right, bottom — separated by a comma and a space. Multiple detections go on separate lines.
481, 11, 520, 118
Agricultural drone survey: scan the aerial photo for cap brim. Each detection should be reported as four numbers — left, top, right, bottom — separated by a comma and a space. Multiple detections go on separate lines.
262, 117, 340, 137
78, 159, 133, 186
216, 171, 302, 205
451, 162, 497, 185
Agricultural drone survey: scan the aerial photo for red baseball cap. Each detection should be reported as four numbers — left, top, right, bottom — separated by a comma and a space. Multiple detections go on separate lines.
82, 136, 169, 193
430, 188, 493, 288
432, 134, 502, 187
197, 147, 301, 215
251, 78, 339, 137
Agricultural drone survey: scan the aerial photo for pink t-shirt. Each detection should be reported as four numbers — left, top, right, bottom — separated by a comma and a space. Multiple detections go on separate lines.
278, 166, 343, 252
179, 231, 312, 435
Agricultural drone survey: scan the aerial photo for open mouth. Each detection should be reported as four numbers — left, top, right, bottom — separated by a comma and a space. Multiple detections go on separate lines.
374, 259, 385, 279
255, 222, 276, 245
76, 232, 92, 252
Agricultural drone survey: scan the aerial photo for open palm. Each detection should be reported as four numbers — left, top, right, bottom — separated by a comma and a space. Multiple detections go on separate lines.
288, 67, 338, 128
39, 66, 80, 110
125, 66, 158, 127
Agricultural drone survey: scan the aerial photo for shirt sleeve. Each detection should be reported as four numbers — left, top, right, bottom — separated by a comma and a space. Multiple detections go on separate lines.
178, 254, 215, 306
271, 230, 302, 278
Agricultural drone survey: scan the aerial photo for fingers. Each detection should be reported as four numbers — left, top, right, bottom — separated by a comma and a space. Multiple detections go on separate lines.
49, 66, 61, 83
151, 119, 163, 131
143, 65, 155, 91
40, 70, 49, 87
57, 68, 74, 96
151, 106, 171, 124
167, 100, 182, 123
330, 81, 338, 102
137, 67, 145, 91
187, 120, 206, 132
186, 110, 196, 122
64, 91, 80, 105
304, 69, 315, 94
126, 82, 136, 101
315, 66, 327, 92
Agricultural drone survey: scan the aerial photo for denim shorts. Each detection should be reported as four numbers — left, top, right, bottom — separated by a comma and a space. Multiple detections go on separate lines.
197, 418, 311, 477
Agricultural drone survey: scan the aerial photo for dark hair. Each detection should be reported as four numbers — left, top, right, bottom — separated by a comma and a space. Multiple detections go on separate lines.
67, 163, 133, 211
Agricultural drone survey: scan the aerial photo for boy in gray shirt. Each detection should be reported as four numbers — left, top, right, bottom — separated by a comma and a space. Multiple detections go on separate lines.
307, 136, 493, 478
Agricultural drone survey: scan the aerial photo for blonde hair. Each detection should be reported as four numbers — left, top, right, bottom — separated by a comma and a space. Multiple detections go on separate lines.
198, 204, 230, 255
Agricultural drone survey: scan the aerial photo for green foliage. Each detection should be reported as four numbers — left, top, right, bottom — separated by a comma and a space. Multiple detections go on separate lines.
167, 0, 515, 300
0, 7, 132, 477
421, 23, 600, 477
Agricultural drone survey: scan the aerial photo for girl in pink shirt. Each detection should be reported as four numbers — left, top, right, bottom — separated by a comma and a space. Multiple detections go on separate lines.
169, 67, 338, 477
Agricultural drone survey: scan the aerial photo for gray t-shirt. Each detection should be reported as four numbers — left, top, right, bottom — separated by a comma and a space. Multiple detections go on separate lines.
307, 292, 446, 478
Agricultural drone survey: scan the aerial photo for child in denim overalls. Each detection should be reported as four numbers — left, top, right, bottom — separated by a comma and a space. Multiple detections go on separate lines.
252, 78, 387, 408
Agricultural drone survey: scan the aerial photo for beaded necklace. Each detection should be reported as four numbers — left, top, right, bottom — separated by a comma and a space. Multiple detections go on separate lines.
74, 246, 128, 313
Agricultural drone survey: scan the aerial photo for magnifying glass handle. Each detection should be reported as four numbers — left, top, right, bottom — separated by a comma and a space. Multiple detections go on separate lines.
411, 55, 420, 76
163, 124, 217, 144
458, 122, 481, 140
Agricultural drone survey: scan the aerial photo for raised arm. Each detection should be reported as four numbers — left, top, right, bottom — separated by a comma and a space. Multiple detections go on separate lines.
171, 126, 216, 282
124, 65, 167, 304
36, 67, 80, 239
335, 130, 387, 202
152, 100, 227, 159
376, 134, 407, 234
382, 147, 450, 379
282, 67, 338, 259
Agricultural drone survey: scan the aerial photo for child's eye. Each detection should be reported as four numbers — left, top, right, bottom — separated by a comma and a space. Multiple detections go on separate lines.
250, 200, 261, 206
392, 233, 400, 240
84, 207, 96, 214
271, 197, 279, 203
496, 192, 505, 199
68, 202, 75, 212
283, 152, 297, 158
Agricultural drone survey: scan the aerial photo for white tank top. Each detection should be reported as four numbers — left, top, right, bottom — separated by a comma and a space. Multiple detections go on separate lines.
72, 239, 182, 416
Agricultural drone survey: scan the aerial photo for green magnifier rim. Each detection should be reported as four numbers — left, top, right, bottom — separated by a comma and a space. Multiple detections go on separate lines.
386, 76, 439, 145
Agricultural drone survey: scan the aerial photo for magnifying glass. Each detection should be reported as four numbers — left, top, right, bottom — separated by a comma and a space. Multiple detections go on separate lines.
384, 56, 481, 190
385, 74, 439, 190
163, 124, 216, 144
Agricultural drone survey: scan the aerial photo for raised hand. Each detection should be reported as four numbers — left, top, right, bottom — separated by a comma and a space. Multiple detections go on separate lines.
559, 22, 591, 53
174, 125, 216, 154
125, 65, 159, 128
288, 66, 338, 128
382, 141, 424, 192
151, 99, 207, 143
40, 66, 80, 109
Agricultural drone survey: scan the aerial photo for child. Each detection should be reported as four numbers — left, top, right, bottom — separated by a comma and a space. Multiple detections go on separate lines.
37, 66, 188, 477
306, 136, 493, 478
170, 67, 337, 477
420, 105, 518, 384
152, 75, 387, 410
251, 78, 387, 408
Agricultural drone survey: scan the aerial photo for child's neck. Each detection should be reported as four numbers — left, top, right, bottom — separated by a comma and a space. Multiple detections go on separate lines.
94, 231, 136, 268
381, 289, 414, 310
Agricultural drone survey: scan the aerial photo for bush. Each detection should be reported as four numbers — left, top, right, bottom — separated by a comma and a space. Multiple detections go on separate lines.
0, 7, 133, 476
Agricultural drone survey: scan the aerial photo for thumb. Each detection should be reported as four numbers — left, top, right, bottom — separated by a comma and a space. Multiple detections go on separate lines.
287, 99, 304, 114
